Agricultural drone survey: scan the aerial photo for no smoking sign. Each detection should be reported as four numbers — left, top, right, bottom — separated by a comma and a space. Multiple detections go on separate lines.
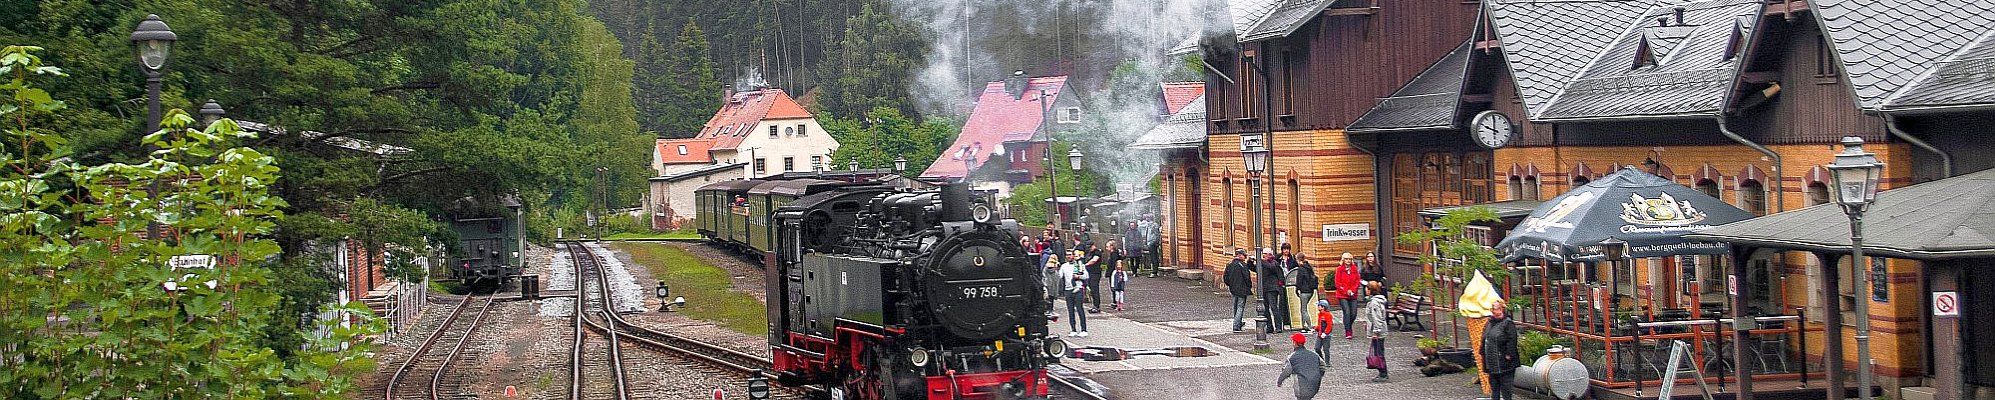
1933, 291, 1959, 317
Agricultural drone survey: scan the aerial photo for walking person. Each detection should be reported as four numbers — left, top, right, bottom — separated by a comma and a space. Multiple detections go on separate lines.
1224, 249, 1254, 332
1482, 300, 1520, 400
1260, 248, 1289, 331
1277, 332, 1324, 400
1314, 299, 1334, 366
1123, 221, 1143, 276
1084, 240, 1108, 313
1059, 250, 1090, 337
1140, 217, 1161, 276
1364, 281, 1391, 382
1332, 253, 1363, 339
1293, 252, 1318, 332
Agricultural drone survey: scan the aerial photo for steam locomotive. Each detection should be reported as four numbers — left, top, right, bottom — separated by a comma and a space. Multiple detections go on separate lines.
766, 183, 1059, 400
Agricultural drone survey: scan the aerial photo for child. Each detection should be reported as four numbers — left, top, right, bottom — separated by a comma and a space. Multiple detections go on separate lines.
1110, 264, 1131, 311
1314, 299, 1334, 366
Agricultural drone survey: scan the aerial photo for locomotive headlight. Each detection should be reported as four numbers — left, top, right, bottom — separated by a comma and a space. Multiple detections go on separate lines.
971, 203, 995, 224
1043, 338, 1067, 358
909, 348, 931, 367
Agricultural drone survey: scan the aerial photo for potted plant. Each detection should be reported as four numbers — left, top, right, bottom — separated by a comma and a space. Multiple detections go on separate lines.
1417, 337, 1444, 357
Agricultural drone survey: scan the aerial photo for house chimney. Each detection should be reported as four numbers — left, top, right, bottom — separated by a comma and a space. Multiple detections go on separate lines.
1674, 7, 1685, 25
1657, 17, 1669, 27
1004, 70, 1027, 100
723, 89, 736, 104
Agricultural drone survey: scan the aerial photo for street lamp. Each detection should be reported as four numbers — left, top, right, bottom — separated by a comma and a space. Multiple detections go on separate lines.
1826, 136, 1882, 400
198, 99, 226, 127
849, 159, 860, 173
1598, 236, 1633, 394
131, 14, 176, 241
1067, 148, 1084, 171
893, 156, 907, 174
1242, 134, 1270, 349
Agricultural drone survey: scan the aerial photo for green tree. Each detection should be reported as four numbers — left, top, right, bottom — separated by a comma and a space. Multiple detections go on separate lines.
816, 3, 924, 118
0, 46, 377, 398
654, 20, 720, 138
826, 106, 955, 177
1001, 140, 1108, 228
1394, 206, 1507, 297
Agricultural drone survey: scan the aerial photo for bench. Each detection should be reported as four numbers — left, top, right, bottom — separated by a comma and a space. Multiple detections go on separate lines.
1387, 293, 1428, 331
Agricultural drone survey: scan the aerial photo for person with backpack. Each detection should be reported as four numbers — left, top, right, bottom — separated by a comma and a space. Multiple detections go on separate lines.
1292, 252, 1318, 332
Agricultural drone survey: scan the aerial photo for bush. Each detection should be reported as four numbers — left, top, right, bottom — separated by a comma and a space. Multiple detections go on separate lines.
1518, 330, 1572, 364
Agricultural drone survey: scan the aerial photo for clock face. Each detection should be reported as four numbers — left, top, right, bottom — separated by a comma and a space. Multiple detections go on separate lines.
1472, 110, 1514, 149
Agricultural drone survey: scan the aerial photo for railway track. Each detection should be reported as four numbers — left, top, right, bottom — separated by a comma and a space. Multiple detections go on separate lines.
383, 294, 496, 400
568, 242, 818, 399
567, 243, 631, 400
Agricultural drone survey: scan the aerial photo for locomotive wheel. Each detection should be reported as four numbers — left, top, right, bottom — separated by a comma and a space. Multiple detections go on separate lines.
843, 345, 887, 400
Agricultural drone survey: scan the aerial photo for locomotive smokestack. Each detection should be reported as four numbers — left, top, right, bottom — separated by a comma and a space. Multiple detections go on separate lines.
940, 183, 973, 222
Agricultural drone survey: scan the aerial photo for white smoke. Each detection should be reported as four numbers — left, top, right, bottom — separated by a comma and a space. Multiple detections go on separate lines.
888, 0, 1227, 198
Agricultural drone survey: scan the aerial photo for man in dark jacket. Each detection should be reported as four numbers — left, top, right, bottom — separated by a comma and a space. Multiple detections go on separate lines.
1259, 249, 1289, 331
1223, 249, 1254, 332
1481, 300, 1520, 400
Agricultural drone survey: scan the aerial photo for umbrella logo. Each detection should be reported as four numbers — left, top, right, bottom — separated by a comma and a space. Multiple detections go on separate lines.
1521, 192, 1593, 233
1620, 193, 1705, 226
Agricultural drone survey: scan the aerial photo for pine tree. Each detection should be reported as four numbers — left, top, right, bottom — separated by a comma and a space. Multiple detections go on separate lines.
658, 19, 721, 138
632, 31, 674, 135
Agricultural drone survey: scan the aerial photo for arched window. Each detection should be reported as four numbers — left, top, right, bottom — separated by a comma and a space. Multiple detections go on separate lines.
1522, 175, 1541, 201
1805, 182, 1830, 206
1224, 177, 1235, 249
1572, 176, 1591, 187
1695, 179, 1721, 199
1508, 176, 1525, 201
1739, 179, 1767, 215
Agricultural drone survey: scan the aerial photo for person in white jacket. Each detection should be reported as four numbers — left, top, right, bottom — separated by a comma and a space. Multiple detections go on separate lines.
1059, 250, 1090, 337
1364, 281, 1391, 382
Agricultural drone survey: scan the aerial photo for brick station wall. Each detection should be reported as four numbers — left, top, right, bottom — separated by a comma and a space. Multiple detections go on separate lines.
1188, 130, 1378, 286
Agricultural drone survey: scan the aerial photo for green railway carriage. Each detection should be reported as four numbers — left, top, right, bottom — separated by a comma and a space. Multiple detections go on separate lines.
695, 179, 763, 246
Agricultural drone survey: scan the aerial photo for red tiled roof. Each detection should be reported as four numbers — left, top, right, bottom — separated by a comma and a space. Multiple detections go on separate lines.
921, 76, 1068, 179
693, 88, 811, 150
656, 138, 713, 165
1161, 82, 1206, 115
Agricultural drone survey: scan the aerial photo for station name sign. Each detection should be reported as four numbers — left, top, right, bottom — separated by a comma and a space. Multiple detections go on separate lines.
1321, 223, 1371, 242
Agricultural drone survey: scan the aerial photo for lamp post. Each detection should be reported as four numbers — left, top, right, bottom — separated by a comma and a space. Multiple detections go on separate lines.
131, 14, 176, 241
594, 166, 609, 241
1242, 51, 1277, 255
1242, 132, 1271, 349
1826, 136, 1882, 400
1599, 237, 1630, 393
893, 156, 907, 175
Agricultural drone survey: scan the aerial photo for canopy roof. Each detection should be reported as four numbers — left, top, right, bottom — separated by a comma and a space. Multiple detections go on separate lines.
1685, 168, 1995, 260
1495, 167, 1756, 262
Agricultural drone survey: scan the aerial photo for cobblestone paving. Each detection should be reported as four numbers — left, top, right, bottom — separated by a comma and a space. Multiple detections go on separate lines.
1069, 274, 1514, 400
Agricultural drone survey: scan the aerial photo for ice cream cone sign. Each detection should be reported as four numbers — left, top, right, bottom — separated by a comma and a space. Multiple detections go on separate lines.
1458, 270, 1503, 318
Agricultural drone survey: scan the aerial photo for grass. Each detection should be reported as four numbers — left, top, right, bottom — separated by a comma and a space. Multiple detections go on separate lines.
604, 231, 702, 240
612, 242, 768, 337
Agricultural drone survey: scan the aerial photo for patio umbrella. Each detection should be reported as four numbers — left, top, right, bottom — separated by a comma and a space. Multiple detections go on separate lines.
1495, 167, 1756, 263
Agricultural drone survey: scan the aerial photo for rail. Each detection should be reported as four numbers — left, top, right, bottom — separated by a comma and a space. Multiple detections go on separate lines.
383, 294, 495, 400
568, 243, 631, 400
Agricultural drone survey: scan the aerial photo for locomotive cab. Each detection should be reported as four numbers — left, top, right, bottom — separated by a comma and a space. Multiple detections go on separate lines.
769, 183, 1055, 400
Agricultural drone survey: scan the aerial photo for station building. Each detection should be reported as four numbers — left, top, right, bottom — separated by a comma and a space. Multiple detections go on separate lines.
645, 86, 836, 230
1163, 0, 1995, 397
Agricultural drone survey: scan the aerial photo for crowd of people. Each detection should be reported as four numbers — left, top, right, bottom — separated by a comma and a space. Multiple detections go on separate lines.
1022, 226, 1521, 400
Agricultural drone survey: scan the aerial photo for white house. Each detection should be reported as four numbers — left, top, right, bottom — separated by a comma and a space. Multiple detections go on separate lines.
645, 87, 838, 230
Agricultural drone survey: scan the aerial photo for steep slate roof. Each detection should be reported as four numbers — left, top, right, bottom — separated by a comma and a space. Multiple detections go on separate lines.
1884, 30, 1995, 110
1487, 0, 1655, 118
1348, 41, 1474, 132
1813, 0, 1995, 111
920, 76, 1068, 179
1239, 0, 1337, 42
1162, 82, 1208, 115
1228, 0, 1286, 38
691, 88, 811, 150
1686, 167, 1995, 259
1130, 94, 1209, 150
1538, 0, 1760, 119
656, 138, 713, 165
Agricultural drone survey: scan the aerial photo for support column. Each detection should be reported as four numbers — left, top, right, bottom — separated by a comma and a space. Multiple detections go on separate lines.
1930, 261, 1962, 400
1732, 246, 1755, 400
1818, 251, 1846, 400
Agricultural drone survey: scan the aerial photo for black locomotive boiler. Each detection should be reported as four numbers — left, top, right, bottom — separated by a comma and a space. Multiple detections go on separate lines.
767, 183, 1058, 400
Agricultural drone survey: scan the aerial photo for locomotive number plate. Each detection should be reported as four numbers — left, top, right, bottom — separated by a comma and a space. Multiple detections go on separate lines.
961, 286, 1002, 299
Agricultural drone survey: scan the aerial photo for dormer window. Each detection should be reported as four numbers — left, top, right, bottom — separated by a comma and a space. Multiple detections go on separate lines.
1634, 35, 1658, 69
677, 145, 688, 155
1723, 17, 1744, 61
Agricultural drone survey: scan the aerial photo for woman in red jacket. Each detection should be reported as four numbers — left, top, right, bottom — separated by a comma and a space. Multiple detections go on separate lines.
1332, 253, 1363, 339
